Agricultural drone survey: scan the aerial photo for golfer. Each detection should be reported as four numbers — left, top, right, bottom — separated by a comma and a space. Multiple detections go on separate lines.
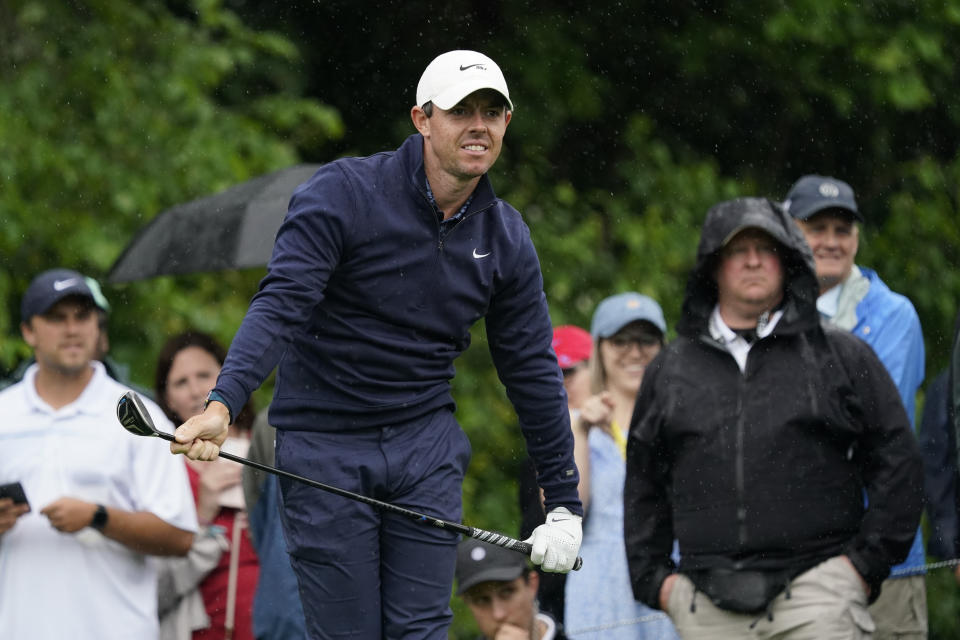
172, 50, 583, 639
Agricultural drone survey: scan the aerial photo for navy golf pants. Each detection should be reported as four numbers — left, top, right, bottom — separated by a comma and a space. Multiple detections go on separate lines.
275, 409, 471, 639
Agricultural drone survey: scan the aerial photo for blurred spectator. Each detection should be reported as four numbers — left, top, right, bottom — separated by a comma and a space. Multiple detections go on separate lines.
519, 324, 593, 623
626, 198, 923, 638
921, 311, 960, 580
953, 311, 960, 582
456, 538, 568, 639
953, 309, 960, 584
553, 325, 594, 410
240, 409, 307, 640
785, 175, 927, 639
919, 369, 955, 560
564, 293, 678, 640
0, 275, 153, 399
155, 331, 259, 640
0, 268, 196, 639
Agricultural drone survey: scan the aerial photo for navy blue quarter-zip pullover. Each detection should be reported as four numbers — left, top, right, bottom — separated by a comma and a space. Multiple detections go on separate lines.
213, 133, 581, 514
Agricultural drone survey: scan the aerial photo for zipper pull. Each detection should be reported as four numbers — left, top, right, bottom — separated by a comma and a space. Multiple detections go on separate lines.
756, 310, 770, 334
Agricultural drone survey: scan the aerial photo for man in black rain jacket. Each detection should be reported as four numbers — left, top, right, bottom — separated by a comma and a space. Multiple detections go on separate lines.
624, 197, 923, 639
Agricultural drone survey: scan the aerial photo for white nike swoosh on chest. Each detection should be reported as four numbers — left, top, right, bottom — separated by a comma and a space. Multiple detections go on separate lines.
472, 249, 491, 259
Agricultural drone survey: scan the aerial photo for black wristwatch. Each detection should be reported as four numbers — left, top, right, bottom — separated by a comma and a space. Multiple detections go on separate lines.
90, 504, 109, 531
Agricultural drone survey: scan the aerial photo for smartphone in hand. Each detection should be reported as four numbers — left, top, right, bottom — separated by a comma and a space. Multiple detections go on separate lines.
0, 482, 30, 510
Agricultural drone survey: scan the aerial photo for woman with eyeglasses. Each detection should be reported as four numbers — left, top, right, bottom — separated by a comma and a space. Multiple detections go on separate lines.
564, 293, 679, 639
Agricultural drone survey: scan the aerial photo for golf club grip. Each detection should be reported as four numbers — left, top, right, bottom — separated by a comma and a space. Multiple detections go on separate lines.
468, 527, 583, 571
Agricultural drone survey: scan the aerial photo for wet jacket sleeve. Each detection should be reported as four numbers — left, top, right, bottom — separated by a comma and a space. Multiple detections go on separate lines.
213, 166, 351, 416
951, 312, 960, 555
623, 356, 676, 609
485, 227, 582, 517
836, 334, 924, 598
918, 372, 957, 559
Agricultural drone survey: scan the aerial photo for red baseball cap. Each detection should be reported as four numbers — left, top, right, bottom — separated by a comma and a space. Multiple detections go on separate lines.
552, 325, 592, 369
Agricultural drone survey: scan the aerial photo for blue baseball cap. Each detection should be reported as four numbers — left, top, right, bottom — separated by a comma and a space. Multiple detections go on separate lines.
590, 292, 666, 339
783, 175, 863, 222
21, 269, 110, 322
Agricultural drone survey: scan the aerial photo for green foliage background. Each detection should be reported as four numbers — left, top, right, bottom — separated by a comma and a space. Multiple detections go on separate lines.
3, 1, 960, 637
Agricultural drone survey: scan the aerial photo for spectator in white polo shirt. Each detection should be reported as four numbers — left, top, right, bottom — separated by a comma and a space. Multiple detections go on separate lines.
0, 268, 198, 640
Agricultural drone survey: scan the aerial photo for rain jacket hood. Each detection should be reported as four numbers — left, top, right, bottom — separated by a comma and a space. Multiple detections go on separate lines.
677, 197, 820, 338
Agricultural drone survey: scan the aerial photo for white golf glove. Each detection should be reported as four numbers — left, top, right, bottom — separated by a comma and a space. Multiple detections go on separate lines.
524, 506, 582, 573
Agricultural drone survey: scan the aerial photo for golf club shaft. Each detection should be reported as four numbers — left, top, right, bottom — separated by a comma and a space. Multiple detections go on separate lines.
155, 430, 581, 570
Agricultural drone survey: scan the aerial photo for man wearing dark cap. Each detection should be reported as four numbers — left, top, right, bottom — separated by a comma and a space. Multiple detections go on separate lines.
171, 50, 582, 638
0, 273, 152, 398
0, 269, 197, 639
785, 175, 927, 639
624, 198, 923, 638
456, 538, 568, 639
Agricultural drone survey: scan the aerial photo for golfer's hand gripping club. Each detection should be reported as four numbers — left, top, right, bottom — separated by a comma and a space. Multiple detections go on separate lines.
524, 506, 583, 573
171, 402, 230, 461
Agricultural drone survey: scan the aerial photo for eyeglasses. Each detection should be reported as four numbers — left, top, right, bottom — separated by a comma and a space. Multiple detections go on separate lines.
606, 334, 661, 352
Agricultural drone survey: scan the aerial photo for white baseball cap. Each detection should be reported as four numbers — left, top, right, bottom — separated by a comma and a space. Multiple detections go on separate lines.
416, 50, 513, 111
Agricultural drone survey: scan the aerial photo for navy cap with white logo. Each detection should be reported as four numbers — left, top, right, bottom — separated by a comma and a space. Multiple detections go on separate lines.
783, 175, 864, 222
21, 269, 109, 322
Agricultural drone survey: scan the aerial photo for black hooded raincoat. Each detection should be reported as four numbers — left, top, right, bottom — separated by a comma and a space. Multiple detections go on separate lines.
624, 198, 923, 610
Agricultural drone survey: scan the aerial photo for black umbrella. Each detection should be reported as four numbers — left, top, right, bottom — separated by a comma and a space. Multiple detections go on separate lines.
107, 164, 322, 283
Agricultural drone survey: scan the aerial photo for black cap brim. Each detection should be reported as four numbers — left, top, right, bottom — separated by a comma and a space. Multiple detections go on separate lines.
791, 200, 864, 222
456, 565, 526, 595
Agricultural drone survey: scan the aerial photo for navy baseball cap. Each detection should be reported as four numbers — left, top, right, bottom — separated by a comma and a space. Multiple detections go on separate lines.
21, 269, 110, 322
456, 538, 527, 595
783, 175, 864, 222
590, 292, 666, 339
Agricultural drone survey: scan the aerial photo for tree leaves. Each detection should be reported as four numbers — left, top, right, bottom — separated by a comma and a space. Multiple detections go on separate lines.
0, 0, 342, 379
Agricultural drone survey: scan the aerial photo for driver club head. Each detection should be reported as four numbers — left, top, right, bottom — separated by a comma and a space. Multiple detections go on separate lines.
117, 391, 160, 437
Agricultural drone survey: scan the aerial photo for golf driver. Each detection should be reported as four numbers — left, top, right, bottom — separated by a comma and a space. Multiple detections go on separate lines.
116, 390, 582, 571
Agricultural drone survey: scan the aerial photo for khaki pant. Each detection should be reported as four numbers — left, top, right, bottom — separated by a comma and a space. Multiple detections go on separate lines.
868, 575, 927, 640
666, 556, 875, 639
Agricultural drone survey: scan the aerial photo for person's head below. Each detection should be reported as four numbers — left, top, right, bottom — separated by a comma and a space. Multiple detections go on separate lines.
19, 269, 111, 379
410, 50, 513, 188
552, 325, 593, 409
154, 330, 253, 430
589, 292, 666, 397
456, 539, 541, 638
784, 174, 864, 294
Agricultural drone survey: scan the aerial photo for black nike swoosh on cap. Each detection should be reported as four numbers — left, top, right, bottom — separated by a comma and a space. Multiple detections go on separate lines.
459, 64, 485, 71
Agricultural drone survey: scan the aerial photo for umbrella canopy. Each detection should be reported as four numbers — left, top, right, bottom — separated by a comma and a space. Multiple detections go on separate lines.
107, 164, 322, 283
